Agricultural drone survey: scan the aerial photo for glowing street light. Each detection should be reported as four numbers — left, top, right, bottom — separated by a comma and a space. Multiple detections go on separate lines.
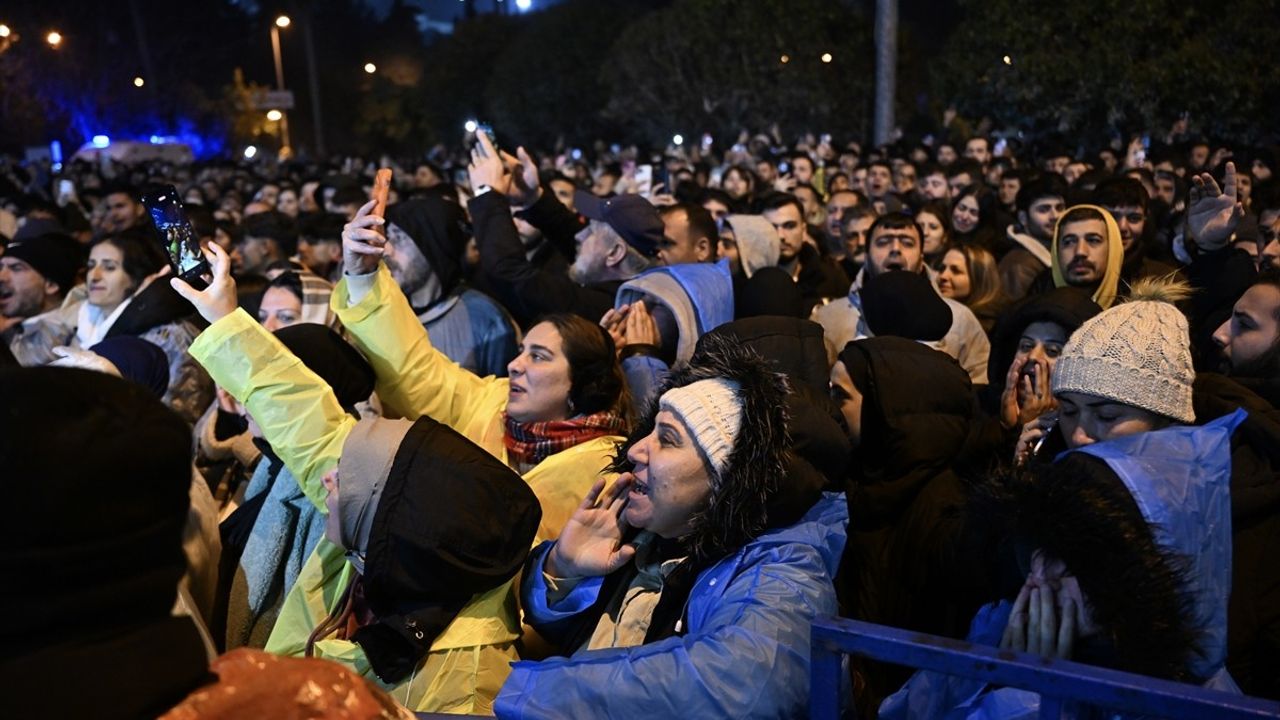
266, 109, 283, 122
820, 52, 833, 64
46, 30, 62, 48
672, 134, 684, 146
364, 62, 376, 74
269, 17, 292, 155
0, 25, 11, 38
1002, 55, 1012, 65
133, 76, 145, 88
244, 145, 258, 159
780, 54, 790, 64
516, 0, 532, 10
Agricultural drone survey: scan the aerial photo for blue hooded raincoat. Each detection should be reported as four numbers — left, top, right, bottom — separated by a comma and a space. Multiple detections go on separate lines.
494, 492, 848, 719
881, 409, 1246, 719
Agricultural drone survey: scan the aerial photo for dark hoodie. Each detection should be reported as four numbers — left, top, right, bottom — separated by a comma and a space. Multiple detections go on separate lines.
384, 196, 468, 311
326, 415, 542, 683
836, 337, 984, 706
385, 196, 519, 377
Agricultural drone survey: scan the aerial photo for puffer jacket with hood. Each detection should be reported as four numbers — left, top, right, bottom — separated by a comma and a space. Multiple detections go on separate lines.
189, 308, 541, 714
384, 197, 519, 378
333, 262, 622, 545
495, 336, 849, 719
838, 337, 990, 692
881, 410, 1247, 718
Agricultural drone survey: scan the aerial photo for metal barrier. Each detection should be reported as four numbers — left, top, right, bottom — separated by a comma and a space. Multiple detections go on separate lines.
810, 616, 1280, 719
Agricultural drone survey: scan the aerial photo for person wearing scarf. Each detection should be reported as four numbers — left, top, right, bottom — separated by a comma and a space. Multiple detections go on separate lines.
334, 198, 631, 543
174, 243, 542, 713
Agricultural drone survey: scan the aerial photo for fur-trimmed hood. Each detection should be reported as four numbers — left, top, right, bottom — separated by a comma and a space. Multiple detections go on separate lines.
610, 333, 791, 561
977, 410, 1244, 682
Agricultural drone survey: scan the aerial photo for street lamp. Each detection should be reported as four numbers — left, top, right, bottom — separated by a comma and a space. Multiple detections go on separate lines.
364, 62, 376, 74
46, 30, 62, 48
266, 109, 283, 122
0, 24, 11, 38
270, 16, 292, 157
820, 52, 833, 64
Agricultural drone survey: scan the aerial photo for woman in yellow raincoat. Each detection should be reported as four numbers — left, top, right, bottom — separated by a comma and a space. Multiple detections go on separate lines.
176, 205, 629, 712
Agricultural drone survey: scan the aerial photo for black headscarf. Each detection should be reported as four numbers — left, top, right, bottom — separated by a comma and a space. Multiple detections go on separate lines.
274, 324, 376, 413
384, 196, 470, 300
91, 336, 170, 399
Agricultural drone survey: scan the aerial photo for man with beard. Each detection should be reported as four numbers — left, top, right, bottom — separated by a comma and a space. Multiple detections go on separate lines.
813, 213, 990, 384
1046, 205, 1125, 310
0, 233, 84, 364
760, 193, 850, 311
467, 133, 659, 326
1213, 272, 1280, 381
346, 195, 518, 377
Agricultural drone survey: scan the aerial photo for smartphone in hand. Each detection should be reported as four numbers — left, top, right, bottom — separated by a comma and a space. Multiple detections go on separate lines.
142, 185, 211, 288
474, 122, 499, 155
371, 168, 392, 219
635, 165, 654, 197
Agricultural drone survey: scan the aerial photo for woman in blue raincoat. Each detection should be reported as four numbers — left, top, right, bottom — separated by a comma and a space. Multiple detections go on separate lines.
494, 334, 849, 719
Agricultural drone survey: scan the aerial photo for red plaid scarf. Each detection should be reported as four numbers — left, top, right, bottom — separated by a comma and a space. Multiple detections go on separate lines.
503, 411, 628, 467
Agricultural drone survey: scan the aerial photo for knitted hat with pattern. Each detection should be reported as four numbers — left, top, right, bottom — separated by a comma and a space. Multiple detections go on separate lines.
1052, 278, 1195, 423
659, 377, 744, 479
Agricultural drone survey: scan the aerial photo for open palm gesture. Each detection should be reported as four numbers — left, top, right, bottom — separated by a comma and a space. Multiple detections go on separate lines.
546, 475, 638, 578
1187, 161, 1244, 251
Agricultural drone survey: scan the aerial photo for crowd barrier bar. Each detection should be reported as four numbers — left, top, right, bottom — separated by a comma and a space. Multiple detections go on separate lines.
810, 616, 1280, 719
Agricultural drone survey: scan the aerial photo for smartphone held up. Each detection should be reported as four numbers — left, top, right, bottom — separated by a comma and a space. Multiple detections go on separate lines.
142, 185, 211, 288
371, 168, 393, 220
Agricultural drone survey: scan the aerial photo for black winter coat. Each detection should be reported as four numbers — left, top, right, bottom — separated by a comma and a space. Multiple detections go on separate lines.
1194, 373, 1280, 699
471, 190, 618, 326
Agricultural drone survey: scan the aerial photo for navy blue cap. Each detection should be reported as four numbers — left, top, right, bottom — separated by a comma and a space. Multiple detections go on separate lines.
574, 190, 664, 258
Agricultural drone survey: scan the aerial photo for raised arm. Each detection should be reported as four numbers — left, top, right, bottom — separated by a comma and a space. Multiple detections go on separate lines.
174, 244, 352, 512
334, 201, 508, 444
468, 136, 608, 321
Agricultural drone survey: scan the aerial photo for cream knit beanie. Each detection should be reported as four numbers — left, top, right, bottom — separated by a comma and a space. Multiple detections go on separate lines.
1052, 278, 1195, 423
658, 378, 744, 478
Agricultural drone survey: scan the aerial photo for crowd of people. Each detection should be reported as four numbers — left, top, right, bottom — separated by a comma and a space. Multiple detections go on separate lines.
2, 121, 1279, 718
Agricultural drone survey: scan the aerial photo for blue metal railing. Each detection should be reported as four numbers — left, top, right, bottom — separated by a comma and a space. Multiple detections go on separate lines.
810, 616, 1280, 719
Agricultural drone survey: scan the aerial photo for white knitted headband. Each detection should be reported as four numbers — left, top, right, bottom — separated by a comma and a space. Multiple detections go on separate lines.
658, 378, 744, 479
